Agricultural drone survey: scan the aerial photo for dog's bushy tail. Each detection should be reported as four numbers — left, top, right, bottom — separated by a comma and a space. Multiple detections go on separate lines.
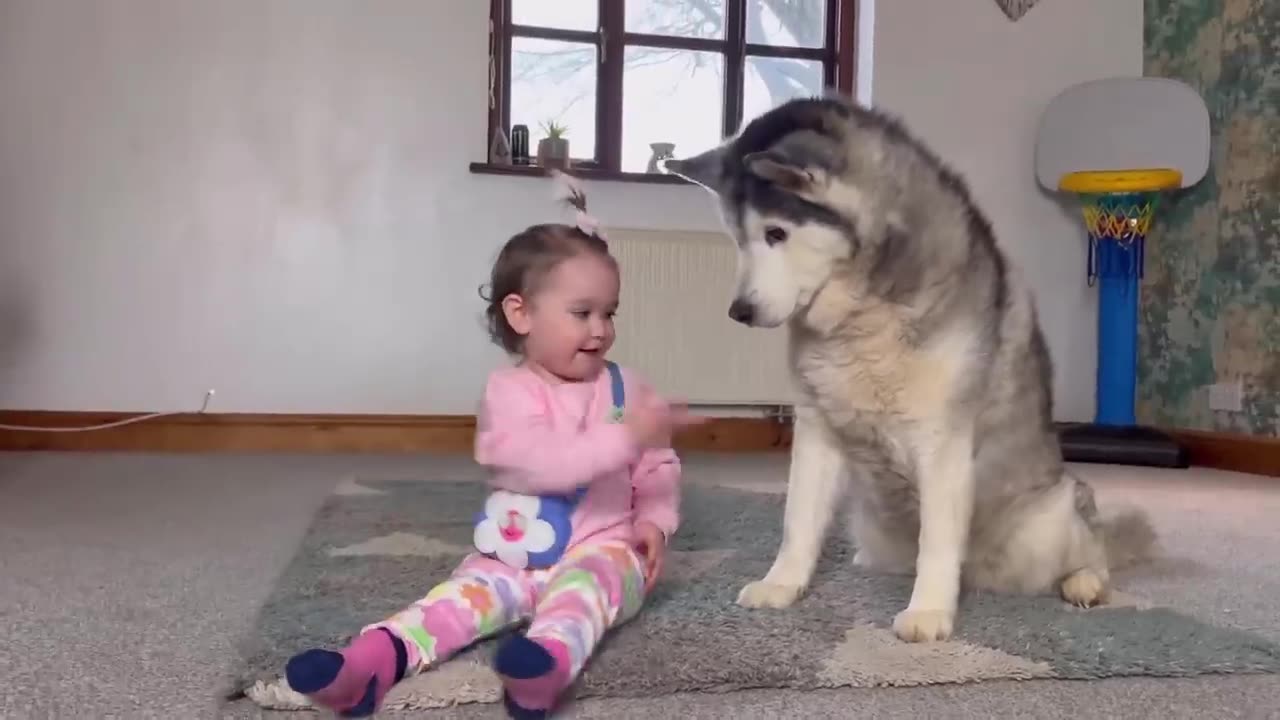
1100, 507, 1157, 570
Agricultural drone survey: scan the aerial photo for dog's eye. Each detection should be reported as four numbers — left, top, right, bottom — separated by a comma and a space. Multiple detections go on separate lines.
764, 226, 788, 245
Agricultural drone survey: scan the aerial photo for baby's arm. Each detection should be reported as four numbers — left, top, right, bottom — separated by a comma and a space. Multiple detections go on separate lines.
632, 447, 681, 539
475, 370, 639, 495
627, 373, 682, 538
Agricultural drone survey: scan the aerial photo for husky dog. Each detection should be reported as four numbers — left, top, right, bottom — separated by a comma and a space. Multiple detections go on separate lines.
665, 93, 1155, 643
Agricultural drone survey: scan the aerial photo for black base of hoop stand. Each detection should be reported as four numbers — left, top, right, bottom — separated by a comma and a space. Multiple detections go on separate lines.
1057, 422, 1190, 469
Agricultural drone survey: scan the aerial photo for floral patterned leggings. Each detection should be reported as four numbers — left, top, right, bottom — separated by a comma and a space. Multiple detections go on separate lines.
364, 539, 646, 681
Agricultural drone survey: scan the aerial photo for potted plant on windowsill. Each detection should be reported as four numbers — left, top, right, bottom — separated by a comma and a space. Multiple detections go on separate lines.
536, 120, 571, 170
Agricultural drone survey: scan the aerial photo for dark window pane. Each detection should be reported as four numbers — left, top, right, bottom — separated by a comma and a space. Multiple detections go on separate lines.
511, 38, 598, 160
626, 0, 726, 40
743, 56, 824, 122
622, 47, 725, 172
512, 0, 597, 31
746, 0, 826, 48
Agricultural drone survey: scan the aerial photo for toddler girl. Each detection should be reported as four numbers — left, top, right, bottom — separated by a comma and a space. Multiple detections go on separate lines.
283, 172, 701, 718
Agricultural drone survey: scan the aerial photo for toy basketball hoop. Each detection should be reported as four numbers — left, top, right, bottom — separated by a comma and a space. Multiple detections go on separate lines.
1059, 169, 1181, 429
1036, 77, 1210, 468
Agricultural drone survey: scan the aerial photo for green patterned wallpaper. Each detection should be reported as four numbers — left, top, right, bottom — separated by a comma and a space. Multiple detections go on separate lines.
1141, 0, 1280, 435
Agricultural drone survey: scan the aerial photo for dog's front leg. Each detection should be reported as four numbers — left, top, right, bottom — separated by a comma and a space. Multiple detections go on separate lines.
892, 425, 974, 642
737, 406, 846, 609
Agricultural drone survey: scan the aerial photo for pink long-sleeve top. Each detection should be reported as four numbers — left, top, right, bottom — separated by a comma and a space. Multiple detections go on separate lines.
473, 364, 682, 550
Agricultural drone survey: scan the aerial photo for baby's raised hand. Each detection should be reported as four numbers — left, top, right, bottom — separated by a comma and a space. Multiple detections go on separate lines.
625, 394, 705, 448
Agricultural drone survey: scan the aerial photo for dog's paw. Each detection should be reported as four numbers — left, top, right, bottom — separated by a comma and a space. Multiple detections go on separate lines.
736, 580, 805, 609
1060, 568, 1108, 608
892, 608, 954, 643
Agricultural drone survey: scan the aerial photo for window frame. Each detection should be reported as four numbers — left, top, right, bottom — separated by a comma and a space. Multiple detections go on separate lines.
478, 0, 859, 183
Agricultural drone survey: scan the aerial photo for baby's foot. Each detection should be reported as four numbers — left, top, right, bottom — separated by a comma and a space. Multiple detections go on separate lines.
284, 627, 407, 718
492, 634, 571, 718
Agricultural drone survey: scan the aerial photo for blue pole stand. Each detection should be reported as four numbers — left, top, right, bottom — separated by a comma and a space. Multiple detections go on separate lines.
1057, 192, 1189, 468
1089, 195, 1143, 427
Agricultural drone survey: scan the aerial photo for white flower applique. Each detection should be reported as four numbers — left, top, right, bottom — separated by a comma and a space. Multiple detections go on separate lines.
473, 490, 560, 570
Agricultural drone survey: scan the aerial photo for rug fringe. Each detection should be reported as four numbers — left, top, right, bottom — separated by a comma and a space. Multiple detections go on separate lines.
244, 677, 314, 711
242, 660, 504, 712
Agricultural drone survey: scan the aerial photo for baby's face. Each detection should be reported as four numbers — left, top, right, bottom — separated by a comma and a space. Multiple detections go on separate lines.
522, 252, 620, 383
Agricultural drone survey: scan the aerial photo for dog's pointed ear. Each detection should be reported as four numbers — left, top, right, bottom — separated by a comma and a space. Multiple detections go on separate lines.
743, 151, 829, 196
663, 146, 727, 192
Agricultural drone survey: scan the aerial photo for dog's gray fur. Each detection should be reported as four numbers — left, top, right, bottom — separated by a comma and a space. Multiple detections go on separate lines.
666, 93, 1156, 643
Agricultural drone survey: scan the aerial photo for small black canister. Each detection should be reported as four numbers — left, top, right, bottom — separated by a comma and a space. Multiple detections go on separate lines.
510, 124, 530, 165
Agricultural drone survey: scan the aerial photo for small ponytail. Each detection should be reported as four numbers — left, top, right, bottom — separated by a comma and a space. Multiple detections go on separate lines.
550, 169, 606, 243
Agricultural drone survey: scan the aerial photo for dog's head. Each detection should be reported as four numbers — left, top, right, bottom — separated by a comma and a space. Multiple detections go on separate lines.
666, 93, 922, 328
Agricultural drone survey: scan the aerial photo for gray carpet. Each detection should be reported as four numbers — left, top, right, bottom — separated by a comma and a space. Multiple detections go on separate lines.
4, 452, 1280, 719
227, 476, 1280, 714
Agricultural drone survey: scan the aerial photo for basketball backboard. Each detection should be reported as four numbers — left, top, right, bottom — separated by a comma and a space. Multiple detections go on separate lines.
1035, 76, 1210, 191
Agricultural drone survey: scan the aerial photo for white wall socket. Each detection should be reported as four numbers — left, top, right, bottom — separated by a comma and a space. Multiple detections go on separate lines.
1208, 380, 1243, 412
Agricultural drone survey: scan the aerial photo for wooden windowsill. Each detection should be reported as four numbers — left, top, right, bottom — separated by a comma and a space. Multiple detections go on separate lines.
469, 162, 691, 186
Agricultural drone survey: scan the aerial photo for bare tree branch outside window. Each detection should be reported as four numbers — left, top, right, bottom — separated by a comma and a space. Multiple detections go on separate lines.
512, 0, 824, 131
491, 0, 849, 174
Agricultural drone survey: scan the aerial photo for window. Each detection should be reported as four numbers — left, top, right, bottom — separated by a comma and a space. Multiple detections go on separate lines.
476, 0, 858, 182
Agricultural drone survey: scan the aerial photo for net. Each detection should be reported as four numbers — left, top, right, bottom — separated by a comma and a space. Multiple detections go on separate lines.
1058, 169, 1181, 287
1078, 191, 1161, 245
1077, 192, 1159, 286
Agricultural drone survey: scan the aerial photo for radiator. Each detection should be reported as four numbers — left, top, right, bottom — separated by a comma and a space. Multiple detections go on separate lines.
604, 226, 797, 407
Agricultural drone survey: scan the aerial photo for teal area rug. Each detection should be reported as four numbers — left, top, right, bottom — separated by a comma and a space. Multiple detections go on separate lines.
226, 478, 1280, 712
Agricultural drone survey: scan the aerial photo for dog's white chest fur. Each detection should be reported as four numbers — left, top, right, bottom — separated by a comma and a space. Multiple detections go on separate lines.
790, 291, 974, 432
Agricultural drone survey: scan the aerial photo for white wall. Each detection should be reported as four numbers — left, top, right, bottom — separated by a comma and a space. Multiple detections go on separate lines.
0, 0, 1140, 419
871, 0, 1143, 424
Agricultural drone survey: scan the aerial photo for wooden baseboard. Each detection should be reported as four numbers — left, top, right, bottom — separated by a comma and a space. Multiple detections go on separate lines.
1166, 428, 1280, 477
1, 411, 1273, 475
0, 411, 792, 454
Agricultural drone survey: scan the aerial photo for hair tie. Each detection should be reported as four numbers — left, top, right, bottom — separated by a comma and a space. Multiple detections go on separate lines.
575, 209, 604, 240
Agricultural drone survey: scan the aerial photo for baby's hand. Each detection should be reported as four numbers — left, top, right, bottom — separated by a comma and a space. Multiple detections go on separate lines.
625, 394, 705, 449
633, 521, 667, 593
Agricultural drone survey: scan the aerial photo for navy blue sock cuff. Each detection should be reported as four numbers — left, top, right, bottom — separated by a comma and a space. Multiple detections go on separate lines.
377, 627, 408, 682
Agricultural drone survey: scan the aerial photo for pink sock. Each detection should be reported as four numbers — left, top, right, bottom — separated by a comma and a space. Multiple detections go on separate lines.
493, 634, 572, 712
284, 628, 407, 717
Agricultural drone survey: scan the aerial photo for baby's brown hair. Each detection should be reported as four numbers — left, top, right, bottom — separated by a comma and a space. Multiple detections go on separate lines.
480, 173, 614, 355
